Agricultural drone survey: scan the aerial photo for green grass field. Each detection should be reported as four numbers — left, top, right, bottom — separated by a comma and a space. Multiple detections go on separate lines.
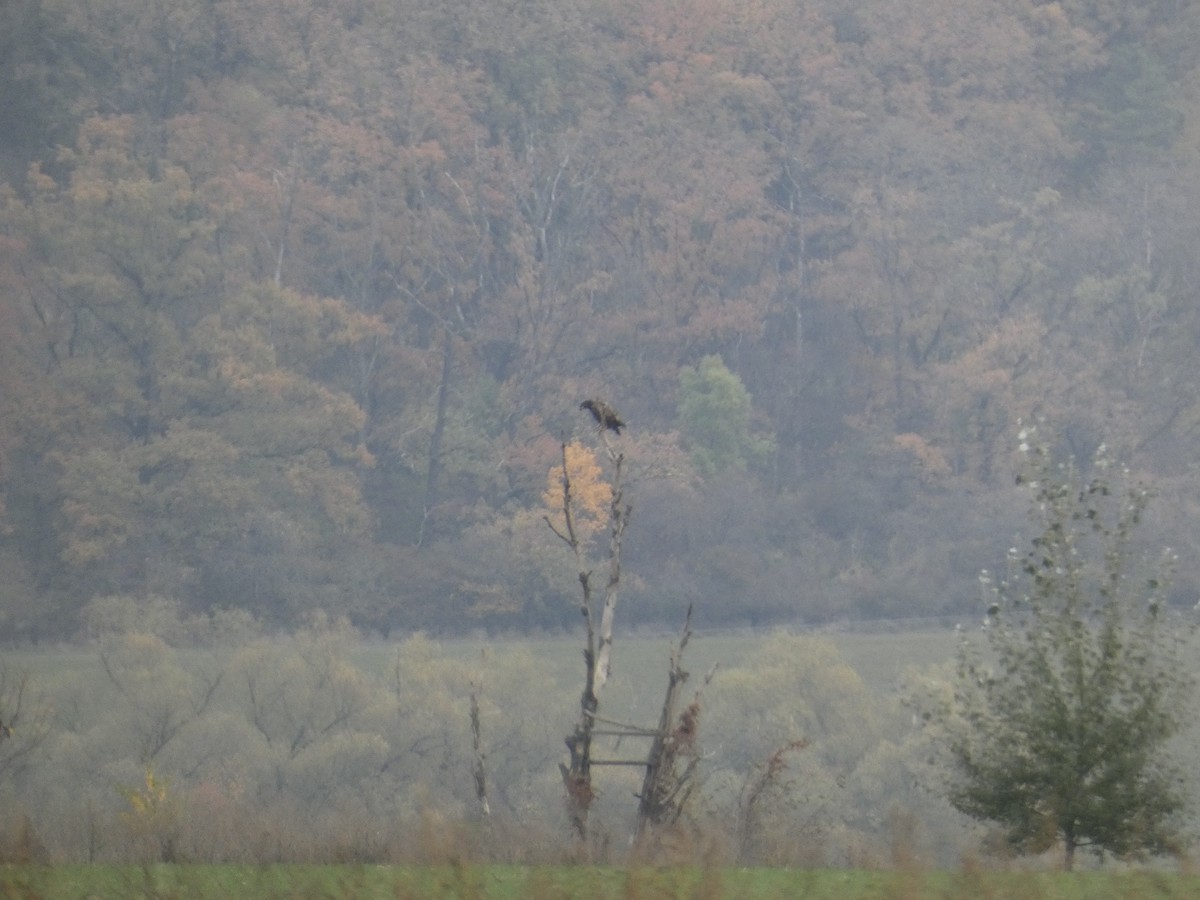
3, 626, 961, 698
1, 863, 1197, 899
350, 626, 963, 708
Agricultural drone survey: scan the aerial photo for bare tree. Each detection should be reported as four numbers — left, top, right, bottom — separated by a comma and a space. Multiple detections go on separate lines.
736, 739, 810, 862
469, 655, 490, 818
546, 430, 630, 842
634, 606, 714, 841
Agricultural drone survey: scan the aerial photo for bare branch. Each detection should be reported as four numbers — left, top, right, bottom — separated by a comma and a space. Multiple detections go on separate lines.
469, 667, 490, 818
594, 450, 629, 693
635, 605, 711, 841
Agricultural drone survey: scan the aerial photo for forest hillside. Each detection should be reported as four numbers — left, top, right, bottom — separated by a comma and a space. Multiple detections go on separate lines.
1, 0, 1199, 638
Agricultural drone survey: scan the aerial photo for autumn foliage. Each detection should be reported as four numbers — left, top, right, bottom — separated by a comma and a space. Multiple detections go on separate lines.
0, 0, 1197, 636
542, 442, 612, 541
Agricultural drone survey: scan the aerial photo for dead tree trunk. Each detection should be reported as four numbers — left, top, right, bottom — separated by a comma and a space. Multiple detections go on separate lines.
737, 739, 809, 861
593, 433, 627, 693
546, 435, 630, 843
469, 671, 490, 818
634, 606, 713, 841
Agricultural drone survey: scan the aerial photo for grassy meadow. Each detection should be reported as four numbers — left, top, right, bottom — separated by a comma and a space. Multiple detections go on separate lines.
4, 625, 961, 689
348, 626, 962, 710
2, 863, 1198, 899
1, 623, 1195, 875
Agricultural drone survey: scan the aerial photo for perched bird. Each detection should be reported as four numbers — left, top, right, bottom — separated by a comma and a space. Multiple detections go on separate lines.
580, 399, 625, 434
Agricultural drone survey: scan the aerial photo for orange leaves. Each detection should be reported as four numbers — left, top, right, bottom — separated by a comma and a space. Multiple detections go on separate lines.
542, 441, 613, 540
215, 283, 386, 374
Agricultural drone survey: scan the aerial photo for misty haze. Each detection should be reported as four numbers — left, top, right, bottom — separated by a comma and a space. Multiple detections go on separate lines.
0, 0, 1198, 881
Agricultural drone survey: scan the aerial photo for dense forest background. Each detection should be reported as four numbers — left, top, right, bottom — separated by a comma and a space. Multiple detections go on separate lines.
2, 0, 1200, 640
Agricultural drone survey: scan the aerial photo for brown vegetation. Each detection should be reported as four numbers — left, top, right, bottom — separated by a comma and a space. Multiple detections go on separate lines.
0, 0, 1198, 641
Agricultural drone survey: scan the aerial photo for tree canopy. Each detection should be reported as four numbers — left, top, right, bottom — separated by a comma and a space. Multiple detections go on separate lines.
936, 436, 1192, 869
1, 0, 1200, 635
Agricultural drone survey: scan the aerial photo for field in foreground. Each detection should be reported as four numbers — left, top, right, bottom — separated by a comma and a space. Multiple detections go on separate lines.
1, 864, 1198, 900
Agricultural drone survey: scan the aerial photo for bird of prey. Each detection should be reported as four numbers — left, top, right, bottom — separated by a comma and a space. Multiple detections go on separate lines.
580, 399, 625, 434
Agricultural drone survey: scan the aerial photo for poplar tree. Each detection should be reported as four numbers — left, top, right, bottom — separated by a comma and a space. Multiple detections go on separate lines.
943, 432, 1191, 870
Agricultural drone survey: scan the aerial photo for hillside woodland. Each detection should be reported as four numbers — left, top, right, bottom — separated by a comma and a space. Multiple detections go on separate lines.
2, 0, 1200, 638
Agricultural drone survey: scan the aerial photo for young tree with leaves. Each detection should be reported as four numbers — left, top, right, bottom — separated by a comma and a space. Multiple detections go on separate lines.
677, 355, 774, 479
938, 432, 1191, 869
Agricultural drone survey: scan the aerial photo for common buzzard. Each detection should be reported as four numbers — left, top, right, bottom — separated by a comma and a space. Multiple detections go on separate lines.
580, 399, 625, 434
